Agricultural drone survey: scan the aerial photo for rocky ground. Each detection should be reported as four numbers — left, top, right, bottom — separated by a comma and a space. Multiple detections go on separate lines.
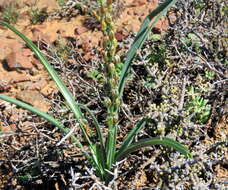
0, 0, 227, 189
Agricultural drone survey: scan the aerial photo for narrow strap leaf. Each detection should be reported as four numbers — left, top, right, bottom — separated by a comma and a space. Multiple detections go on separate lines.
117, 117, 147, 156
118, 0, 178, 97
89, 143, 106, 179
0, 21, 83, 121
106, 123, 117, 169
0, 21, 93, 147
0, 94, 82, 147
116, 137, 192, 161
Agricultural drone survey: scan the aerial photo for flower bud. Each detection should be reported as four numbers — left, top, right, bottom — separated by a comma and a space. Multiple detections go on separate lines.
111, 89, 118, 99
101, 20, 107, 31
113, 114, 118, 124
109, 31, 115, 41
112, 39, 118, 48
113, 72, 119, 81
114, 55, 121, 65
114, 98, 121, 107
108, 63, 116, 74
106, 116, 114, 126
105, 14, 114, 27
104, 53, 109, 63
109, 78, 117, 88
103, 97, 112, 107
110, 46, 116, 57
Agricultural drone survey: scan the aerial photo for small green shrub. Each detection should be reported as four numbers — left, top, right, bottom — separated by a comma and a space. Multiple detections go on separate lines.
29, 8, 48, 24
56, 0, 66, 8
181, 33, 201, 52
54, 39, 72, 60
86, 68, 105, 83
205, 70, 215, 80
186, 86, 211, 124
2, 3, 19, 24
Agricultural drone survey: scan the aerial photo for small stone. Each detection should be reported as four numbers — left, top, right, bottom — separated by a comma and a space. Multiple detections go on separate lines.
5, 50, 33, 71
83, 52, 93, 61
10, 75, 30, 83
126, 10, 130, 15
115, 30, 129, 42
16, 90, 51, 112
0, 123, 16, 133
27, 79, 48, 91
31, 28, 51, 43
133, 10, 142, 16
131, 0, 147, 7
31, 58, 43, 70
21, 48, 34, 57
74, 26, 89, 35
40, 81, 58, 97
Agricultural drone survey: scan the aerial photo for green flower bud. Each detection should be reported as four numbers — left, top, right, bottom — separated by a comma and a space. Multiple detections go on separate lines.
106, 116, 114, 126
108, 63, 116, 74
113, 73, 119, 82
114, 55, 121, 65
103, 97, 112, 107
112, 38, 118, 48
111, 89, 118, 99
109, 31, 115, 41
105, 14, 113, 25
110, 46, 116, 57
101, 20, 107, 31
113, 114, 118, 124
114, 98, 121, 107
103, 39, 108, 49
109, 78, 117, 88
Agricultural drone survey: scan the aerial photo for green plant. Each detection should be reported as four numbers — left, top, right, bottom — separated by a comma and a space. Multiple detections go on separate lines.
86, 68, 105, 83
205, 70, 215, 80
186, 86, 211, 124
54, 39, 72, 60
0, 0, 192, 183
144, 76, 156, 88
2, 3, 19, 24
181, 33, 201, 52
148, 43, 167, 64
28, 7, 48, 24
150, 33, 162, 41
56, 0, 66, 8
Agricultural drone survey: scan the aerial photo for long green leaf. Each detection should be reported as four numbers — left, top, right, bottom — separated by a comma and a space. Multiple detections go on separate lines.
117, 117, 147, 157
89, 143, 106, 179
0, 94, 82, 147
118, 0, 178, 97
0, 94, 98, 173
106, 123, 117, 170
0, 21, 93, 146
0, 21, 82, 121
116, 137, 192, 161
